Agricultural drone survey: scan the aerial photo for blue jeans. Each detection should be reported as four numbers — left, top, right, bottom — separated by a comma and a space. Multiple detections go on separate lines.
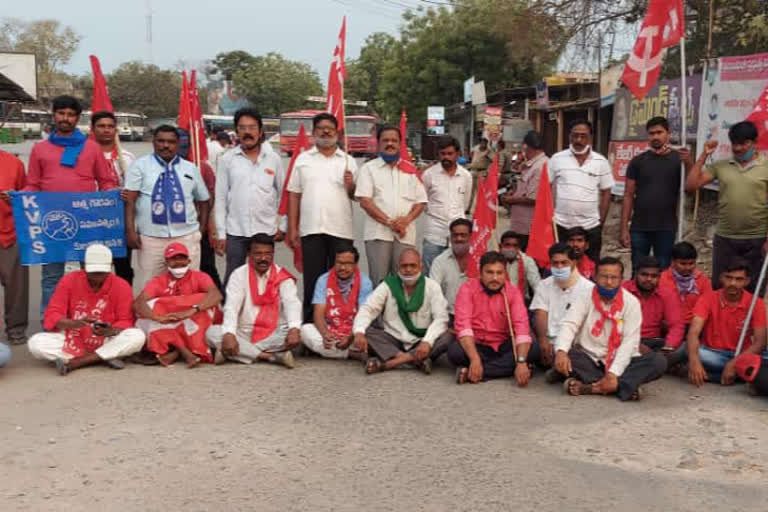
630, 230, 676, 274
698, 346, 768, 382
0, 342, 10, 368
422, 240, 447, 276
41, 262, 66, 318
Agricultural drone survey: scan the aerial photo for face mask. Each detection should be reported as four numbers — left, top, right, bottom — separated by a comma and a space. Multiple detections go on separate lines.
452, 241, 469, 256
380, 152, 399, 164
596, 284, 620, 300
316, 135, 338, 149
398, 271, 421, 285
570, 144, 591, 156
551, 266, 572, 281
169, 265, 189, 279
736, 147, 755, 163
501, 248, 518, 261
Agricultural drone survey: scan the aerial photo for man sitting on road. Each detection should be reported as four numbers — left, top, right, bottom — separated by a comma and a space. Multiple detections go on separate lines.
566, 226, 595, 280
206, 233, 302, 368
659, 242, 712, 327
301, 245, 373, 360
429, 218, 472, 320
554, 257, 667, 400
28, 244, 145, 375
352, 248, 451, 375
686, 260, 768, 387
449, 251, 539, 386
499, 230, 540, 304
530, 243, 594, 370
134, 242, 223, 368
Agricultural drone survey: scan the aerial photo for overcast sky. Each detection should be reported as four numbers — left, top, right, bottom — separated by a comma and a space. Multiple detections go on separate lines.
5, 0, 417, 78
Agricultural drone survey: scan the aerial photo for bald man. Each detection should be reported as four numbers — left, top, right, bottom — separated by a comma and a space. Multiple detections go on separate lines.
352, 248, 452, 374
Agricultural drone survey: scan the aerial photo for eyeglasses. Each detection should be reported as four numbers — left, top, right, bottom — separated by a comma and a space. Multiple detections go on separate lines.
237, 125, 261, 132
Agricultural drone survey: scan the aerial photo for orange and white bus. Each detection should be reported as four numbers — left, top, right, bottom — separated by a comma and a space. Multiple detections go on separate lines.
279, 110, 322, 155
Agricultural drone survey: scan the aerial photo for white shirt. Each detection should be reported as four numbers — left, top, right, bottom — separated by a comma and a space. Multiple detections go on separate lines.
355, 157, 427, 246
353, 277, 448, 348
221, 263, 302, 340
429, 248, 468, 314
215, 144, 286, 238
103, 149, 136, 187
530, 273, 594, 338
207, 140, 225, 170
286, 146, 358, 240
506, 253, 541, 301
422, 163, 472, 246
549, 149, 614, 229
554, 288, 642, 377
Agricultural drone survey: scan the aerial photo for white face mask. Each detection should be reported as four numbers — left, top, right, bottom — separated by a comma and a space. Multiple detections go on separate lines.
570, 144, 591, 156
399, 271, 421, 285
169, 265, 190, 279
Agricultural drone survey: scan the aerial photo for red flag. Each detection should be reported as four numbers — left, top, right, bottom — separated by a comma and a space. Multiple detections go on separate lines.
278, 123, 311, 273
747, 83, 768, 150
177, 71, 191, 131
399, 109, 411, 162
326, 17, 347, 134
467, 177, 494, 278
526, 163, 556, 269
189, 70, 209, 164
621, 0, 685, 100
89, 55, 113, 113
483, 154, 500, 229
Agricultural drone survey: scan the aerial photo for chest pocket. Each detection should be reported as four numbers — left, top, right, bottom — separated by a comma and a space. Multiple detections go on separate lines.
255, 169, 275, 192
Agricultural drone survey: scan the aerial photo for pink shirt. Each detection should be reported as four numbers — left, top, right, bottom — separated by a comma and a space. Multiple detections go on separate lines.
454, 278, 532, 351
24, 138, 117, 192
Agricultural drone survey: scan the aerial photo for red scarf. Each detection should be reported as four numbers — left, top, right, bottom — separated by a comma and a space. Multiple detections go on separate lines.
512, 257, 525, 295
325, 268, 361, 338
62, 274, 115, 358
398, 158, 423, 183
249, 263, 295, 343
590, 287, 624, 370
579, 256, 595, 279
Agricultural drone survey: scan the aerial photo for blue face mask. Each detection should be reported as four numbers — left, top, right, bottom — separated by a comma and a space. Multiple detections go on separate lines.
596, 284, 620, 300
551, 266, 572, 281
380, 152, 399, 164
736, 147, 755, 163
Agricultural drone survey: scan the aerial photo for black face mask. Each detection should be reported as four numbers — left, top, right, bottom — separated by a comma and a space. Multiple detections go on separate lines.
480, 281, 502, 295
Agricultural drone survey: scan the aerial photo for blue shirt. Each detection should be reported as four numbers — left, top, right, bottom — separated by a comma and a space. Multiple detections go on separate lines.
125, 154, 210, 238
312, 271, 373, 307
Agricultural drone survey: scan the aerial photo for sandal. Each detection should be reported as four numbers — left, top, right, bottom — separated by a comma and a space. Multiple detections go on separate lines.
563, 377, 592, 396
419, 358, 433, 375
365, 357, 384, 375
455, 366, 469, 385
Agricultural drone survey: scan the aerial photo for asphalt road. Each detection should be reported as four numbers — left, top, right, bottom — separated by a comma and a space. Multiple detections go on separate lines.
0, 140, 767, 511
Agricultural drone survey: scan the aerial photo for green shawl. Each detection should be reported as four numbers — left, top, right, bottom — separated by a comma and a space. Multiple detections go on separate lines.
384, 274, 427, 337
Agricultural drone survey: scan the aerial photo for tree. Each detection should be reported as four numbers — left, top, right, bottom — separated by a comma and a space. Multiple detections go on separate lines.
233, 52, 323, 117
210, 50, 257, 79
106, 61, 181, 118
345, 32, 399, 117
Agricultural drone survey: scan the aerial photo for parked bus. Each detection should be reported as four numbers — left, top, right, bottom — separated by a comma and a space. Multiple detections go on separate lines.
117, 112, 148, 141
1, 107, 52, 138
346, 114, 378, 157
279, 110, 322, 155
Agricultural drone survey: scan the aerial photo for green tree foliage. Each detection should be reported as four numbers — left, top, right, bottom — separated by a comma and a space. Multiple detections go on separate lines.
344, 32, 399, 117
106, 61, 181, 118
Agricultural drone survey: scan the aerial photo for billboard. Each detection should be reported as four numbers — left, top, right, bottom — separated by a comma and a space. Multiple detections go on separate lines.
0, 52, 37, 100
607, 140, 648, 196
427, 106, 445, 135
483, 106, 502, 144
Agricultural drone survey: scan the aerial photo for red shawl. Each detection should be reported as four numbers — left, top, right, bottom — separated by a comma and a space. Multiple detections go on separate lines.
590, 287, 624, 370
325, 269, 361, 338
249, 264, 295, 343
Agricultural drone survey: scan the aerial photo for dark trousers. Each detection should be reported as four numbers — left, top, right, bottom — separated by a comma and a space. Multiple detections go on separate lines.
200, 235, 223, 293
113, 247, 134, 285
641, 338, 687, 368
447, 339, 541, 380
224, 234, 252, 288
712, 234, 764, 293
301, 234, 353, 322
366, 327, 454, 361
630, 230, 675, 275
557, 224, 602, 263
566, 347, 667, 401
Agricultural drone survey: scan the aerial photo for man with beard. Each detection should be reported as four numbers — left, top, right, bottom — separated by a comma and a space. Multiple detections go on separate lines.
287, 113, 358, 321
620, 117, 692, 273
659, 242, 712, 326
215, 108, 285, 286
449, 251, 538, 386
686, 260, 768, 387
499, 231, 540, 304
124, 125, 210, 290
566, 227, 596, 280
554, 257, 667, 400
686, 121, 768, 292
301, 245, 373, 360
91, 111, 137, 284
356, 126, 427, 285
430, 219, 472, 318
550, 120, 613, 262
206, 233, 302, 368
353, 248, 450, 375
421, 136, 472, 273
24, 96, 117, 314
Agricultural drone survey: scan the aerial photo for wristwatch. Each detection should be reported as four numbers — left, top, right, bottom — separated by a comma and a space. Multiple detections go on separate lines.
517, 355, 527, 364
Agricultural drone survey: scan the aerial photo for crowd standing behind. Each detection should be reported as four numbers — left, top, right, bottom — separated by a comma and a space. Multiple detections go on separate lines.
1, 97, 768, 398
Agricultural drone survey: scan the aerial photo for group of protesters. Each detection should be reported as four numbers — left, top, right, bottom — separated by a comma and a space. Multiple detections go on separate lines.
0, 94, 767, 400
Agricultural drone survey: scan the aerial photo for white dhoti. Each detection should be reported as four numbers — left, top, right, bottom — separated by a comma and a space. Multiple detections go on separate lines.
301, 324, 351, 359
206, 325, 288, 364
28, 328, 146, 362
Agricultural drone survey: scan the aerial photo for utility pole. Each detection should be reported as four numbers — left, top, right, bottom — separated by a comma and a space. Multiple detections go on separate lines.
146, 0, 154, 64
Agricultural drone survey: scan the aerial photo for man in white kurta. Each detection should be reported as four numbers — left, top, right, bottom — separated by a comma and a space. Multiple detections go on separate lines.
206, 234, 302, 368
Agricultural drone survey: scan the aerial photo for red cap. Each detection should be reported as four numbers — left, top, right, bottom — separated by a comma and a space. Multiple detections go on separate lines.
164, 242, 189, 259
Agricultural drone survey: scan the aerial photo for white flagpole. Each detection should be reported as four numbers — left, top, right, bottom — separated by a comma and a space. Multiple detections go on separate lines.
677, 36, 687, 242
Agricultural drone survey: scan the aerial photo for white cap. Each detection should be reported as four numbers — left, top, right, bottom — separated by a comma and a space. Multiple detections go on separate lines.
84, 244, 113, 273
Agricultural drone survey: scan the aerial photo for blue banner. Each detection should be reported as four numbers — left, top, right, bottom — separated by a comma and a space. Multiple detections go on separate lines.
11, 190, 127, 265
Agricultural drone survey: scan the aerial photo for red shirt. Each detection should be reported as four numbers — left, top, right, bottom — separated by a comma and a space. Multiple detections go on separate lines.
24, 138, 117, 192
659, 269, 712, 324
622, 280, 685, 347
578, 256, 595, 280
693, 289, 767, 351
143, 270, 214, 298
0, 150, 25, 247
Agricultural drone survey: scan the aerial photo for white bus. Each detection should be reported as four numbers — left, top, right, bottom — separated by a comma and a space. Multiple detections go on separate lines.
75, 110, 147, 140
0, 107, 51, 138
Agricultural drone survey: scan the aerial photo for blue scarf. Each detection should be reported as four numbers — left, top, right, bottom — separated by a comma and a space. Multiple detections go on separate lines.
48, 129, 87, 167
151, 154, 187, 225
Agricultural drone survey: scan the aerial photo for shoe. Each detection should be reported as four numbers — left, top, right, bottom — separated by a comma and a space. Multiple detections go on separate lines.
106, 359, 125, 370
273, 351, 295, 369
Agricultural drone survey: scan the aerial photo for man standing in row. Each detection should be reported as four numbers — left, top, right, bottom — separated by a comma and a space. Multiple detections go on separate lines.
124, 125, 210, 291
25, 96, 117, 314
468, 137, 492, 212
287, 113, 358, 322
215, 108, 285, 286
421, 136, 471, 273
550, 120, 613, 262
356, 126, 427, 285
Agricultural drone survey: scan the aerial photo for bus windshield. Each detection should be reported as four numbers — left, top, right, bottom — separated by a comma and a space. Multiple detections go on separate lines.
280, 118, 312, 135
346, 119, 375, 136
